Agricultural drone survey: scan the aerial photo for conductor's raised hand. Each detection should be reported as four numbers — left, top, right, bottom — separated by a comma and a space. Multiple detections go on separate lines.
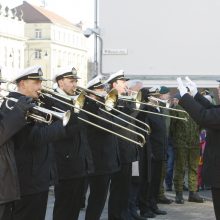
185, 76, 198, 97
177, 77, 188, 97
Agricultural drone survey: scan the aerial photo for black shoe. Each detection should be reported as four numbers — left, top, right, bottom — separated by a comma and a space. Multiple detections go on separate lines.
151, 208, 167, 215
141, 210, 156, 218
158, 196, 173, 204
188, 191, 204, 203
131, 211, 147, 220
175, 191, 184, 204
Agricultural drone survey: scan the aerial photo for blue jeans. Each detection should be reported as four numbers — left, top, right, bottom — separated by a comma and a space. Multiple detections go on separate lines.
165, 140, 174, 189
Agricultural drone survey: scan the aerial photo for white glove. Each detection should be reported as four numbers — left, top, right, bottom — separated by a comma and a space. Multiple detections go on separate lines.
185, 76, 198, 97
177, 77, 188, 97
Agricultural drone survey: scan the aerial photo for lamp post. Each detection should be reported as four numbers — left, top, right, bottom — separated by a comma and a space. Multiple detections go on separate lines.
94, 0, 98, 75
83, 28, 103, 76
27, 50, 48, 66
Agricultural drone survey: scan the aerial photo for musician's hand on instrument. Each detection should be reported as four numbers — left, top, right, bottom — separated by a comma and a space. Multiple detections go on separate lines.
177, 77, 188, 97
185, 76, 198, 97
14, 96, 36, 114
15, 96, 36, 114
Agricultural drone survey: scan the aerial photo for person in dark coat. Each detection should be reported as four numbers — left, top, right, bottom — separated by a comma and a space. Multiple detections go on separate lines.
125, 83, 151, 220
0, 78, 35, 219
138, 94, 167, 218
177, 76, 220, 220
0, 66, 78, 220
83, 75, 120, 220
50, 66, 94, 220
104, 70, 139, 220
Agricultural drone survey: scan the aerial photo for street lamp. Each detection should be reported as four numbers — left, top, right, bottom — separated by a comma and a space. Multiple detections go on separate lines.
83, 28, 103, 76
27, 50, 48, 66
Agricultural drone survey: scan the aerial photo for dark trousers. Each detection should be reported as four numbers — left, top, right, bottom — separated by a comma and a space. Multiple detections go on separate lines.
85, 175, 111, 220
211, 187, 220, 220
108, 163, 132, 220
139, 159, 163, 213
12, 191, 48, 220
0, 205, 4, 220
128, 177, 140, 218
165, 143, 174, 189
0, 202, 14, 220
53, 177, 86, 220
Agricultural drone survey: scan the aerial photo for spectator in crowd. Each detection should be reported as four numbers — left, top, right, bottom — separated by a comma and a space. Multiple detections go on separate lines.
157, 86, 173, 204
170, 93, 204, 204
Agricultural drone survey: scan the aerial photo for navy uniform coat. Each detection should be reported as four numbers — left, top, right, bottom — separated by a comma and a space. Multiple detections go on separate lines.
0, 106, 26, 204
83, 98, 120, 175
49, 94, 94, 179
1, 92, 76, 196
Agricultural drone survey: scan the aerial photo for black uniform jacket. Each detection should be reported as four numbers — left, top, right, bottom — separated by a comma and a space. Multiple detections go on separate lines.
136, 108, 152, 181
0, 106, 26, 204
115, 99, 139, 164
1, 92, 77, 196
179, 93, 220, 187
83, 98, 120, 175
143, 105, 167, 161
49, 94, 94, 179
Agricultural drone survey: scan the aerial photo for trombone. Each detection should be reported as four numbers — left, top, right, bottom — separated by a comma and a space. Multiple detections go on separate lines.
76, 86, 151, 135
117, 90, 189, 121
42, 86, 151, 135
0, 95, 71, 126
39, 88, 145, 147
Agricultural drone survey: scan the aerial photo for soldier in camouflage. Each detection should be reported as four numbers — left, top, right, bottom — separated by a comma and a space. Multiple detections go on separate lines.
170, 94, 204, 204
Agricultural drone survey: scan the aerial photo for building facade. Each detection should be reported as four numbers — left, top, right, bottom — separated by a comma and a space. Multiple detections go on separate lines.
16, 1, 88, 85
0, 2, 25, 79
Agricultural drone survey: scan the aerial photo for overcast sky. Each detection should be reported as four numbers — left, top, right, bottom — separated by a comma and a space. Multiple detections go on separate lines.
2, 0, 94, 28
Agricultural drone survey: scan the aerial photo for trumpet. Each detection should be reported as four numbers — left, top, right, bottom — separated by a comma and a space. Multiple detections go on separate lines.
39, 88, 146, 147
1, 95, 71, 126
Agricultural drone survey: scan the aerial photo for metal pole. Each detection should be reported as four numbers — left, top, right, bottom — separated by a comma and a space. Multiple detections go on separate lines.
97, 35, 103, 75
94, 0, 98, 75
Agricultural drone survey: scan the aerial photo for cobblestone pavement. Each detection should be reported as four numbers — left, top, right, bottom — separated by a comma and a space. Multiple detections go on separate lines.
45, 189, 215, 220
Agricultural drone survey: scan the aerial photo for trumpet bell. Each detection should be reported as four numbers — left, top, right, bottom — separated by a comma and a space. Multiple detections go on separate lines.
51, 110, 71, 126
74, 91, 86, 113
135, 91, 142, 109
105, 89, 118, 111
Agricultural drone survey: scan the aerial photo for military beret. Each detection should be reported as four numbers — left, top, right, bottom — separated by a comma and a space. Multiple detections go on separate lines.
159, 86, 170, 94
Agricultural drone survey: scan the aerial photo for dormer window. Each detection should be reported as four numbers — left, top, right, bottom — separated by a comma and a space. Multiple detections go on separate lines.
35, 29, 42, 39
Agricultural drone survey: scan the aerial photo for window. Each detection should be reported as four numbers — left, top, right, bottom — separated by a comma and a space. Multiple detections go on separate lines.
18, 50, 21, 68
35, 29, 42, 39
35, 50, 42, 59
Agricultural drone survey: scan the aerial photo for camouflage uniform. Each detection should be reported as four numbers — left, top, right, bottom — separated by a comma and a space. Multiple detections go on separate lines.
170, 104, 200, 192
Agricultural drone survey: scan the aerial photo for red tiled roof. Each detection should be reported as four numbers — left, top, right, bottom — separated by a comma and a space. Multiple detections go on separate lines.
16, 1, 77, 28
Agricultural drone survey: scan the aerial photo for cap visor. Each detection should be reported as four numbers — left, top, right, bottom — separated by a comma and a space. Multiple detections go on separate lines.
122, 77, 129, 81
65, 76, 81, 80
94, 83, 105, 88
